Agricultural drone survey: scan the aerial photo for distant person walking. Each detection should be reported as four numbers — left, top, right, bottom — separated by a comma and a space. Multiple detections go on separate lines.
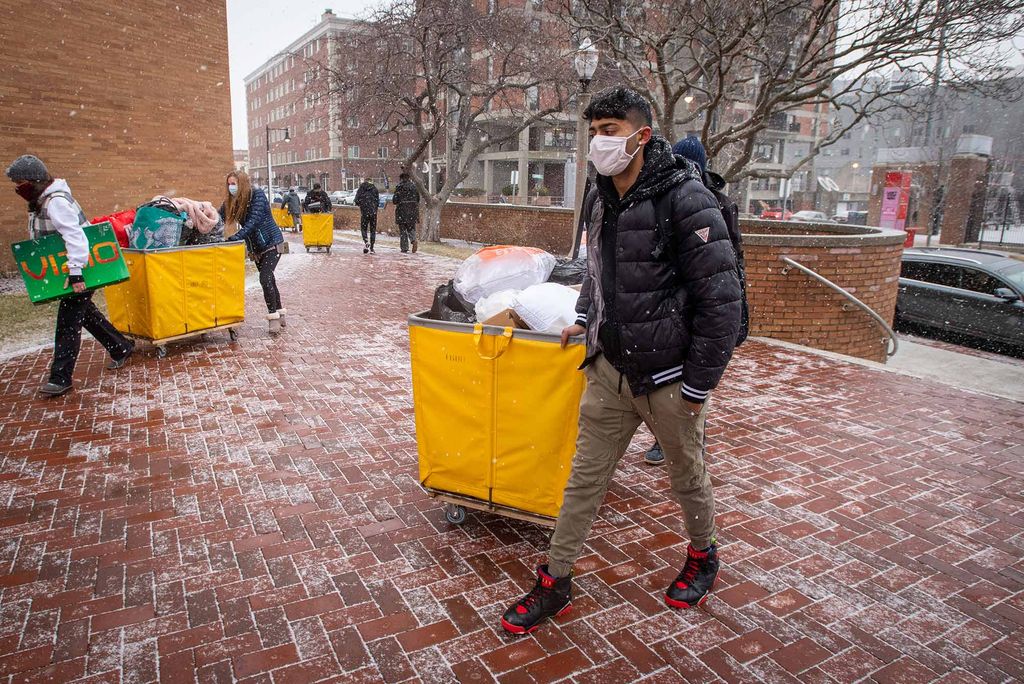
281, 188, 302, 232
303, 183, 332, 214
355, 178, 379, 254
220, 170, 287, 334
6, 154, 135, 396
393, 172, 421, 253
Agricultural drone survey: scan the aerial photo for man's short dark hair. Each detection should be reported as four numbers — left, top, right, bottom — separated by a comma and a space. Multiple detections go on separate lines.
400, 172, 410, 181
583, 86, 653, 128
313, 183, 322, 190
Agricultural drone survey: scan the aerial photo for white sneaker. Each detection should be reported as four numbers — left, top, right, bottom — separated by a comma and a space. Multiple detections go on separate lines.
277, 308, 287, 329
267, 312, 281, 334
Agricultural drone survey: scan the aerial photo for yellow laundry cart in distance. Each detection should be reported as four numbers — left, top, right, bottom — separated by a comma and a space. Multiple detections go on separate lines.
408, 312, 586, 526
105, 242, 246, 358
302, 213, 334, 253
272, 207, 295, 231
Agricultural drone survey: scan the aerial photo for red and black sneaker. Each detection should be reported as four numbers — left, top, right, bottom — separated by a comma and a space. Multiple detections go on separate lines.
665, 544, 719, 609
500, 565, 572, 635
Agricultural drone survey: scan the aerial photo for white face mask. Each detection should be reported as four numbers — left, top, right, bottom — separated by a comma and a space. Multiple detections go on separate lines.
227, 184, 238, 196
588, 129, 645, 177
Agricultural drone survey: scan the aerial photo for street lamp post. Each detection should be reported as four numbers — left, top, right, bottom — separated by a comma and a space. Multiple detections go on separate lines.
571, 37, 599, 258
266, 124, 290, 197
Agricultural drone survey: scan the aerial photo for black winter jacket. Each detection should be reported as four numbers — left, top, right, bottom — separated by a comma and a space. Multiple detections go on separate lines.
392, 180, 420, 224
354, 183, 379, 215
575, 136, 742, 402
303, 189, 332, 213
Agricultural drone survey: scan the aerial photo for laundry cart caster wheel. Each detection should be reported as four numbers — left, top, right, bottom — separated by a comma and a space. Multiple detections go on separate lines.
326, 247, 331, 254
444, 504, 467, 525
306, 247, 310, 253
156, 346, 168, 359
229, 328, 238, 341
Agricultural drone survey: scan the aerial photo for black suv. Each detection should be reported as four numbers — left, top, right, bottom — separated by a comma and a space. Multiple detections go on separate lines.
897, 247, 1024, 354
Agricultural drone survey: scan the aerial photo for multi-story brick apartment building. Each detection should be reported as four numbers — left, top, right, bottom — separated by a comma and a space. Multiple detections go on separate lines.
0, 1, 233, 272
245, 9, 410, 193
246, 6, 577, 201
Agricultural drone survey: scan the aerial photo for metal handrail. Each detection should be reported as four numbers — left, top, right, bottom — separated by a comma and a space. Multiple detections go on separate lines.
779, 256, 899, 357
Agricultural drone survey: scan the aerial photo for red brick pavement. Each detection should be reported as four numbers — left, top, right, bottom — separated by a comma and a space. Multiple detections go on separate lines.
0, 236, 1022, 683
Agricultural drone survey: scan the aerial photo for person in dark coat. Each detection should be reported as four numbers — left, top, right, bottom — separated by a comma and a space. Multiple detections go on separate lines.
354, 178, 380, 254
302, 183, 332, 214
281, 188, 302, 232
220, 170, 287, 333
643, 135, 721, 466
6, 155, 135, 396
392, 172, 421, 253
500, 87, 742, 635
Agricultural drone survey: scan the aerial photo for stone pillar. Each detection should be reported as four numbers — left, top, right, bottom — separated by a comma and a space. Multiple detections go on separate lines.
940, 155, 990, 245
517, 127, 530, 203
483, 159, 494, 197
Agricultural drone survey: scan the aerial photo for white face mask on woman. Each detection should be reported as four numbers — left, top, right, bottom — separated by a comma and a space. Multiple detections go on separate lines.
228, 184, 238, 196
588, 129, 645, 177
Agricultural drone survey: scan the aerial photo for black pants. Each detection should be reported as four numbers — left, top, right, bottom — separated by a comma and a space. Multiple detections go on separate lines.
399, 222, 417, 252
360, 212, 377, 248
51, 292, 131, 386
256, 249, 282, 313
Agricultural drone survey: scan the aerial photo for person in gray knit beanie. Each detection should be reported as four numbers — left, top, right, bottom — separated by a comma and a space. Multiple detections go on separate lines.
5, 154, 50, 182
7, 154, 135, 396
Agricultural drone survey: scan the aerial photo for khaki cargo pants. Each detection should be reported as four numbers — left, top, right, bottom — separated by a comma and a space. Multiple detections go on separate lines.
547, 355, 716, 578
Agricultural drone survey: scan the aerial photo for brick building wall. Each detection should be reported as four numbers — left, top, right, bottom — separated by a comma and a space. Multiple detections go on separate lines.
0, 1, 232, 272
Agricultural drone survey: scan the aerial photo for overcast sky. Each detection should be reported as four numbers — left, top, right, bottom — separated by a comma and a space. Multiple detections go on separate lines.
227, 1, 375, 150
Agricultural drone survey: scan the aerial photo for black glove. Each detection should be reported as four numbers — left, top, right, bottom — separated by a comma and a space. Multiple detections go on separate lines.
68, 274, 85, 285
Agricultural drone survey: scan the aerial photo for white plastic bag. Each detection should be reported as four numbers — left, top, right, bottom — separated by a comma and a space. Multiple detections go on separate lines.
513, 283, 580, 334
453, 246, 557, 304
475, 289, 520, 323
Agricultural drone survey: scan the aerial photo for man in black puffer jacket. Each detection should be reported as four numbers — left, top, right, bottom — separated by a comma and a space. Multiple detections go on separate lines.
501, 87, 742, 635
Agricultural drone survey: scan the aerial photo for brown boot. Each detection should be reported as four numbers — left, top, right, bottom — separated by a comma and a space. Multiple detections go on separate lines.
412, 240, 419, 253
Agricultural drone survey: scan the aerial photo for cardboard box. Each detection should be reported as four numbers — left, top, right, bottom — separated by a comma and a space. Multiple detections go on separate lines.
483, 308, 530, 329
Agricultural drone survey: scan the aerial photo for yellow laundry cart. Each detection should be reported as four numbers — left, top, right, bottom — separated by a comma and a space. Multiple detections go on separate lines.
302, 213, 334, 253
408, 312, 586, 526
105, 242, 246, 358
272, 207, 295, 231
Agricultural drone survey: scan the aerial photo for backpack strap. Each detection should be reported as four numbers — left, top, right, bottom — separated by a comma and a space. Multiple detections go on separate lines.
652, 188, 678, 266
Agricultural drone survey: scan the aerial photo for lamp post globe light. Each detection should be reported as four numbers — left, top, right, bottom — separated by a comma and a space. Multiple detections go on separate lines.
571, 37, 599, 257
265, 125, 290, 198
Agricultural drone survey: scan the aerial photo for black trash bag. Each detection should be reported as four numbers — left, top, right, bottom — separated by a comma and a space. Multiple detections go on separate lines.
548, 257, 587, 285
428, 280, 476, 323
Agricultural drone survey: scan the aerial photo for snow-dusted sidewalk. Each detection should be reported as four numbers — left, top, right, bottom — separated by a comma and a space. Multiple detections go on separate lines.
0, 235, 1021, 683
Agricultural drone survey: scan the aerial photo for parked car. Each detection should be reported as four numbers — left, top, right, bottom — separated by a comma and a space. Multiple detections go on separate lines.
832, 213, 849, 224
846, 210, 868, 226
790, 210, 832, 223
329, 190, 354, 205
378, 193, 394, 208
760, 208, 793, 220
896, 247, 1024, 354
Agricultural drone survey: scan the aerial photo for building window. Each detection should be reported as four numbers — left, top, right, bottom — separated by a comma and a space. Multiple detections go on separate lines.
526, 86, 539, 112
348, 146, 360, 158
378, 146, 389, 159
347, 115, 359, 128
